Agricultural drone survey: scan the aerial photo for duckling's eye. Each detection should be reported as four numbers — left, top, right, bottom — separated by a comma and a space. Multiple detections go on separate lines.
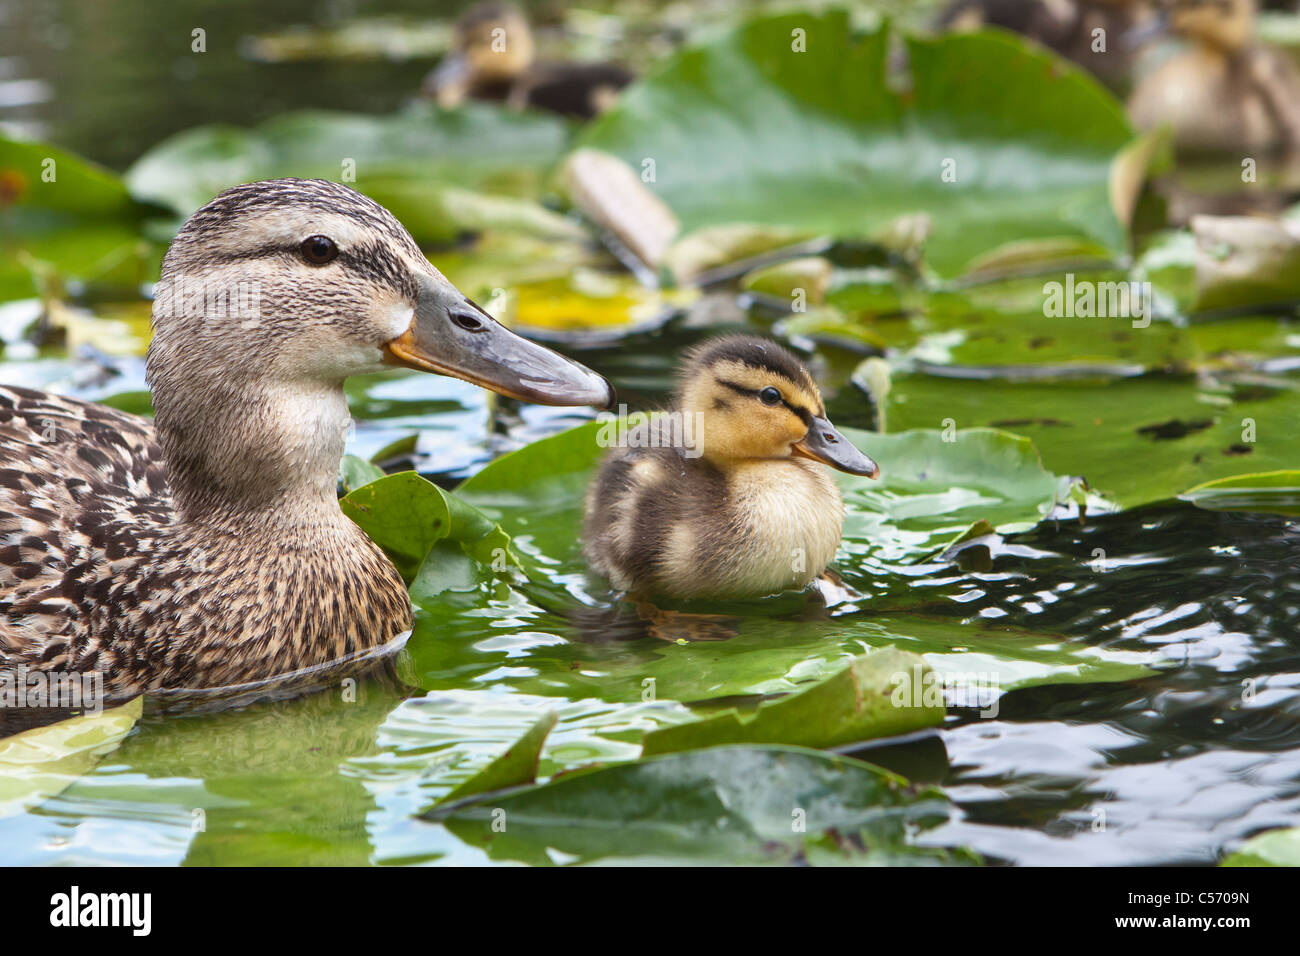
299, 235, 339, 266
759, 386, 782, 406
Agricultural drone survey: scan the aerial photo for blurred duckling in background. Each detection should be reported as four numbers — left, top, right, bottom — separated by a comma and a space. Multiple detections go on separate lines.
937, 0, 1153, 89
583, 337, 879, 602
423, 2, 634, 119
1128, 0, 1300, 155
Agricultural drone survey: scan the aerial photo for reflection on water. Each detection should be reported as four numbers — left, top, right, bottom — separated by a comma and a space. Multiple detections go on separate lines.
3, 0, 1299, 866
925, 502, 1300, 865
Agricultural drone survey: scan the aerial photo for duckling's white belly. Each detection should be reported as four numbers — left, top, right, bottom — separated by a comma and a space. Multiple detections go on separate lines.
658, 459, 844, 598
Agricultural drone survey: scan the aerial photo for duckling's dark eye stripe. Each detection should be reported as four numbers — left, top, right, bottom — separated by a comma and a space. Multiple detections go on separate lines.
715, 378, 814, 425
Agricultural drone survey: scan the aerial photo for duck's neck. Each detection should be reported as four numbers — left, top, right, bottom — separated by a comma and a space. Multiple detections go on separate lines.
152, 368, 350, 528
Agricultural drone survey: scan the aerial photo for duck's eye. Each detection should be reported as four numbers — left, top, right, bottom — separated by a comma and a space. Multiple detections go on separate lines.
299, 235, 339, 266
759, 386, 782, 406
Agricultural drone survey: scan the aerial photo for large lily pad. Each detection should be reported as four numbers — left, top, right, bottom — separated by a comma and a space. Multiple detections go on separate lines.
576, 11, 1136, 280
883, 369, 1300, 508
438, 421, 1154, 705
426, 744, 969, 865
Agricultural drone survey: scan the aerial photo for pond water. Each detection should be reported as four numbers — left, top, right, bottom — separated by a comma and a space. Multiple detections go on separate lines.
0, 315, 1296, 865
2, 0, 1298, 866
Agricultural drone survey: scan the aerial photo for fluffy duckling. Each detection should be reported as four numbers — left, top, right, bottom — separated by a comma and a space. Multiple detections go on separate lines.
583, 337, 878, 601
0, 178, 612, 700
1128, 0, 1300, 154
423, 2, 633, 119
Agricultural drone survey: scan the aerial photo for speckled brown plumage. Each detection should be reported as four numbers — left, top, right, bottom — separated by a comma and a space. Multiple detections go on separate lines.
0, 383, 411, 698
0, 180, 444, 699
1, 177, 608, 701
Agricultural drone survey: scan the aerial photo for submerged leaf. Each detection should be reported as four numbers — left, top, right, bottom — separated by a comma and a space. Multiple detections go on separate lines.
0, 697, 143, 818
426, 744, 967, 865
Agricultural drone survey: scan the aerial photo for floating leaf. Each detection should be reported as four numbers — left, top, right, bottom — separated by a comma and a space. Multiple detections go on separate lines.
125, 105, 572, 242
0, 697, 143, 818
426, 744, 969, 865
884, 371, 1300, 508
341, 471, 512, 583
339, 454, 385, 493
0, 135, 160, 300
578, 12, 1136, 280
438, 710, 557, 805
1180, 470, 1300, 516
641, 648, 942, 756
1221, 827, 1300, 866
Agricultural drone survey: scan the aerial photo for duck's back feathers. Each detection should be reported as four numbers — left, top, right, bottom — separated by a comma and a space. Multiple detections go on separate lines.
0, 385, 412, 699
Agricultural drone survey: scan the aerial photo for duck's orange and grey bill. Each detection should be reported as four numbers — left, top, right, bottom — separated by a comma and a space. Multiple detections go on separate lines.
793, 416, 880, 478
384, 274, 615, 409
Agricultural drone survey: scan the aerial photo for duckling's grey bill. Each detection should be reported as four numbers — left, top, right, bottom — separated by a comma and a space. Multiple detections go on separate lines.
384, 274, 615, 408
792, 415, 879, 478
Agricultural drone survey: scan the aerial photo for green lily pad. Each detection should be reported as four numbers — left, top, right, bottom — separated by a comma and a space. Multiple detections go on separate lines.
439, 711, 557, 805
1180, 470, 1300, 516
0, 697, 143, 817
441, 421, 1153, 704
124, 104, 572, 242
1221, 827, 1300, 867
577, 12, 1136, 280
641, 648, 943, 756
837, 427, 1084, 562
883, 370, 1300, 508
0, 136, 160, 300
341, 470, 512, 583
339, 454, 385, 493
426, 744, 970, 865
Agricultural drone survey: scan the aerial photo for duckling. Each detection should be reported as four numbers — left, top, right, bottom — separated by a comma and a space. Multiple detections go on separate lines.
423, 2, 634, 119
583, 336, 878, 601
1128, 0, 1300, 155
937, 0, 1151, 88
0, 178, 612, 700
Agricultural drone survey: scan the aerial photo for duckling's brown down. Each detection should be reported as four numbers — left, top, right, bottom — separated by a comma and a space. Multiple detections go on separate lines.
583, 336, 878, 600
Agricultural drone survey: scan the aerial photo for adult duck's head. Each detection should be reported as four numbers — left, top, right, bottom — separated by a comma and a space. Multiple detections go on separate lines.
147, 178, 611, 517
430, 2, 536, 107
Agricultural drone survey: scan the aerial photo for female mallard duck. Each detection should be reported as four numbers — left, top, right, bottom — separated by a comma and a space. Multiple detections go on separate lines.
0, 178, 612, 700
423, 2, 633, 119
583, 336, 878, 601
1128, 0, 1300, 155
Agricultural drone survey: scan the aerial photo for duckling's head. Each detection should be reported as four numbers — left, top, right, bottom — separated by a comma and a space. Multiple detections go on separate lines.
431, 2, 536, 106
678, 336, 879, 478
1165, 0, 1255, 52
148, 178, 611, 512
